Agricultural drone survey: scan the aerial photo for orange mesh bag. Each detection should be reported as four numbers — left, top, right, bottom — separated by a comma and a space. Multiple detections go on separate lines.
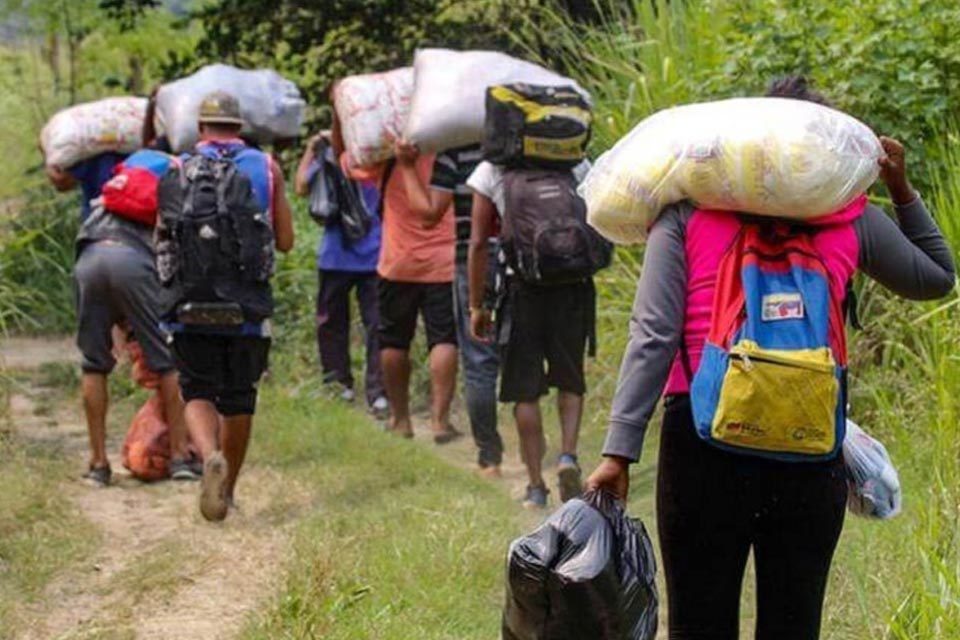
122, 394, 171, 481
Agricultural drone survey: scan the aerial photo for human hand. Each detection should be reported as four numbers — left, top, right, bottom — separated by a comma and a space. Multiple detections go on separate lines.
394, 138, 420, 165
585, 456, 630, 501
878, 136, 915, 205
469, 308, 493, 343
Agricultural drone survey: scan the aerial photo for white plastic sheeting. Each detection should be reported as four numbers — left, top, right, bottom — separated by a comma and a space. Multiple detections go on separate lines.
580, 97, 883, 245
156, 64, 305, 153
41, 97, 147, 168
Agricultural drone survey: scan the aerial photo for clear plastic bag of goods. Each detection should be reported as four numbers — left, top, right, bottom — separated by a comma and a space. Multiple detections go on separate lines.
843, 420, 902, 520
580, 97, 883, 245
502, 491, 658, 640
155, 64, 305, 153
334, 67, 413, 167
404, 48, 589, 153
40, 96, 147, 168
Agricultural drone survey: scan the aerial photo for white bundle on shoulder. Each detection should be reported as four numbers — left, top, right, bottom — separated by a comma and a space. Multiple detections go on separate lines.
580, 97, 883, 245
843, 420, 902, 520
41, 97, 147, 168
156, 64, 305, 153
334, 67, 413, 167
404, 48, 589, 153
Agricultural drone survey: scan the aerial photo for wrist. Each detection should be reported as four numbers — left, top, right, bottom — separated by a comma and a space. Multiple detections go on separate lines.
602, 454, 631, 469
886, 179, 915, 206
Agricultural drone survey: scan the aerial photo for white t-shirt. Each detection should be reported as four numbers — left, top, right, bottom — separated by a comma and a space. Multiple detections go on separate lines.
466, 160, 591, 215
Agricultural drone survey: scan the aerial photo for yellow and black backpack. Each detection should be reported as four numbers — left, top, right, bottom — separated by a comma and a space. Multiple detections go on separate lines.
483, 83, 592, 169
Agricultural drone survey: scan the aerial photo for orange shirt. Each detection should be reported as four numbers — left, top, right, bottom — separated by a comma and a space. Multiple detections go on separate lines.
347, 154, 455, 283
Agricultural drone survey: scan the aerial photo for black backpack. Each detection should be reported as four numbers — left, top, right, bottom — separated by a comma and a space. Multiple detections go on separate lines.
483, 83, 592, 170
501, 168, 612, 285
308, 141, 375, 244
155, 152, 275, 323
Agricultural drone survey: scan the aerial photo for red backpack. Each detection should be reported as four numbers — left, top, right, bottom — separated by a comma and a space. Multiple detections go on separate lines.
100, 149, 173, 226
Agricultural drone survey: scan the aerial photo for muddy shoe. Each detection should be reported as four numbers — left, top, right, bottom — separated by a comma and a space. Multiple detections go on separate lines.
199, 452, 229, 522
369, 396, 389, 420
82, 465, 111, 488
522, 484, 549, 510
557, 453, 583, 503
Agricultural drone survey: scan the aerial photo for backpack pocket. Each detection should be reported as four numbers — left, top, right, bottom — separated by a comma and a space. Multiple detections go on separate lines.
711, 339, 839, 456
532, 220, 592, 283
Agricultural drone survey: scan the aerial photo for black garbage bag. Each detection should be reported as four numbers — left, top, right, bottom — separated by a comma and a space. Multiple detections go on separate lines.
502, 490, 658, 640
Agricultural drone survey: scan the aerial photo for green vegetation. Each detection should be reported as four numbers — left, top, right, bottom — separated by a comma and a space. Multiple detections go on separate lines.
0, 435, 97, 635
2, 0, 960, 638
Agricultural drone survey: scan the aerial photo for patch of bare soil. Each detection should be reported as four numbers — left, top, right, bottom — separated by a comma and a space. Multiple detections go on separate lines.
5, 338, 308, 640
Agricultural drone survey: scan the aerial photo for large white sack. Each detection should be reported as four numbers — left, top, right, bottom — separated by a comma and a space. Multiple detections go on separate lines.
40, 97, 146, 168
156, 64, 305, 153
581, 97, 883, 245
404, 49, 589, 152
334, 67, 413, 167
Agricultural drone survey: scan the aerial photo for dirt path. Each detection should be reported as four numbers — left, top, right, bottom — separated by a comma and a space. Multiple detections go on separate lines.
3, 338, 305, 640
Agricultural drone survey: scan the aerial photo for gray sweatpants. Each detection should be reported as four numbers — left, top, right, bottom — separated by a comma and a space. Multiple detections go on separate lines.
74, 241, 174, 374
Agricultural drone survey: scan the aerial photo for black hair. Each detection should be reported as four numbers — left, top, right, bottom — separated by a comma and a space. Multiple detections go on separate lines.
765, 75, 831, 107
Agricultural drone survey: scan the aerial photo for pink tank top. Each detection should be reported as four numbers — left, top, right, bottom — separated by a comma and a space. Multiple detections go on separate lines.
663, 196, 866, 395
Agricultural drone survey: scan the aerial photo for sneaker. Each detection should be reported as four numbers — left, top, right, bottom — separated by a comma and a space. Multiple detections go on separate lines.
340, 387, 357, 403
522, 484, 549, 510
370, 396, 389, 420
557, 453, 583, 503
82, 465, 111, 488
170, 457, 201, 481
199, 452, 230, 522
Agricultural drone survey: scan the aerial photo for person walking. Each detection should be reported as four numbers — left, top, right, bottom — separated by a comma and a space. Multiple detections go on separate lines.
332, 107, 460, 444
467, 159, 600, 508
394, 140, 503, 476
586, 77, 956, 639
72, 147, 192, 487
295, 132, 387, 415
157, 91, 294, 521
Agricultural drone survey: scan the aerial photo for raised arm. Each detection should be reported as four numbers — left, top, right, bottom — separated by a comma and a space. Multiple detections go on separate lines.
587, 204, 691, 499
857, 137, 955, 299
394, 140, 452, 229
294, 135, 323, 197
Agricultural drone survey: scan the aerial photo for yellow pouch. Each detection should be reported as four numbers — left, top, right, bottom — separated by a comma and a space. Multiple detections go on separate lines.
712, 340, 839, 455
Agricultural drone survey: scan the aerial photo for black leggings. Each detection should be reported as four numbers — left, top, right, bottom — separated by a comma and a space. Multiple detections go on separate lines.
657, 395, 848, 640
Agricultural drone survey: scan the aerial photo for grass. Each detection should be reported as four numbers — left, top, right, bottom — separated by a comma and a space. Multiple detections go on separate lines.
0, 440, 97, 637
242, 386, 530, 639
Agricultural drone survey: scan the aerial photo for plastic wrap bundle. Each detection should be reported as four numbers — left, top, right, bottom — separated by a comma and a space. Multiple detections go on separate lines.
503, 491, 658, 640
156, 64, 305, 153
581, 97, 883, 245
334, 67, 413, 167
843, 420, 902, 520
404, 49, 589, 153
40, 97, 146, 168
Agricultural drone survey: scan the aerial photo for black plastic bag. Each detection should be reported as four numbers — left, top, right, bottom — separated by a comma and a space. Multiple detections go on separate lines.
502, 490, 658, 640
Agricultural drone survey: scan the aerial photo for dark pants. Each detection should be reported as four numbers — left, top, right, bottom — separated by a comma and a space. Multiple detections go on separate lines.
316, 269, 384, 405
453, 260, 503, 467
657, 395, 847, 640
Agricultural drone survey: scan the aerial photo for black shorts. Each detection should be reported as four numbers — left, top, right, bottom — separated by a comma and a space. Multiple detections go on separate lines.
171, 332, 271, 416
377, 279, 457, 351
498, 280, 593, 402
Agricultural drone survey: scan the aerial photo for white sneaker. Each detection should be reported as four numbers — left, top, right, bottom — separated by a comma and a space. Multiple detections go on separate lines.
339, 387, 356, 403
370, 396, 389, 419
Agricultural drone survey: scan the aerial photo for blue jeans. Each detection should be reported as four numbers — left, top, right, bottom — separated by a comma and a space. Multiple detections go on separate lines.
453, 260, 503, 467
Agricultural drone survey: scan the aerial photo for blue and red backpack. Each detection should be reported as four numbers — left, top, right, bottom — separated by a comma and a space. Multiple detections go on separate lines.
687, 208, 861, 462
100, 149, 173, 227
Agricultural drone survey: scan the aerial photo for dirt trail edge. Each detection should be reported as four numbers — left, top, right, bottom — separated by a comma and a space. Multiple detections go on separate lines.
4, 337, 305, 640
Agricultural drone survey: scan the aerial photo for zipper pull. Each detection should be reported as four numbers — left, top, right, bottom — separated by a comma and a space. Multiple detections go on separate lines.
741, 353, 753, 371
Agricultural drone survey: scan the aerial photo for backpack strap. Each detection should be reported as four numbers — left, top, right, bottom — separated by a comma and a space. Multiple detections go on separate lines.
844, 280, 863, 331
